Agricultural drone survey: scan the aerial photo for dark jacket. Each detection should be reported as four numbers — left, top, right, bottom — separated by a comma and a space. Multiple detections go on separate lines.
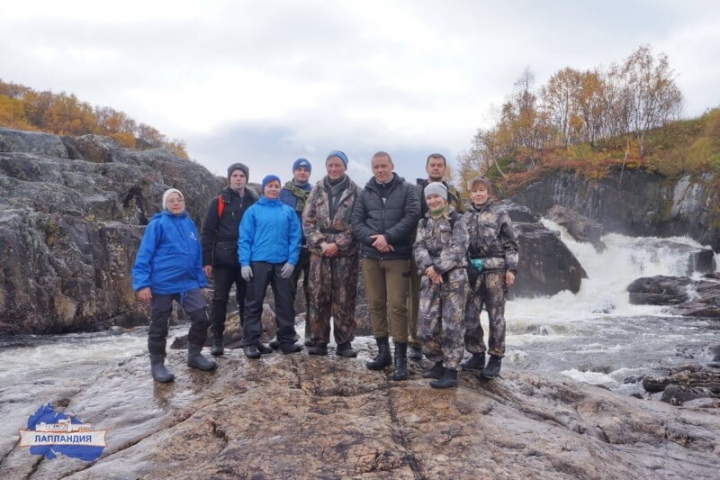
350, 173, 420, 260
200, 186, 258, 267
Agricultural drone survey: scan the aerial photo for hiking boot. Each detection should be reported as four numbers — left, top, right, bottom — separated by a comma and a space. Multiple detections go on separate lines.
481, 355, 502, 379
430, 368, 458, 389
187, 343, 217, 371
336, 342, 358, 358
244, 344, 261, 359
150, 354, 174, 383
408, 346, 423, 361
391, 342, 408, 381
366, 337, 392, 370
460, 352, 486, 371
423, 361, 445, 379
210, 333, 224, 356
280, 343, 302, 355
307, 343, 328, 356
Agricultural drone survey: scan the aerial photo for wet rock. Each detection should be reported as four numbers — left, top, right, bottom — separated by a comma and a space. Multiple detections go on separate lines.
628, 273, 720, 317
545, 204, 605, 250
2, 352, 720, 479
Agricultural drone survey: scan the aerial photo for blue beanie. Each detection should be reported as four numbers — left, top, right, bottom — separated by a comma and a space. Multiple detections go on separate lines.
292, 158, 312, 173
261, 174, 281, 194
326, 150, 348, 167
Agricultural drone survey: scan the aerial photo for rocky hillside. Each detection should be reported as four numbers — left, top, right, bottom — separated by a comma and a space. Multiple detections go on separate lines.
0, 128, 221, 334
510, 169, 720, 251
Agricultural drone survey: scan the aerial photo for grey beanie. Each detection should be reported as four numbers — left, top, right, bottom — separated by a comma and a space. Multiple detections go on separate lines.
424, 182, 448, 201
227, 162, 249, 180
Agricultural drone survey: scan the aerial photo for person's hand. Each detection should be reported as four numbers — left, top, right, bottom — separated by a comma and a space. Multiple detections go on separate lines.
370, 234, 394, 253
138, 287, 152, 303
321, 242, 339, 257
203, 265, 213, 278
506, 271, 516, 287
425, 266, 443, 285
241, 266, 253, 282
280, 263, 295, 279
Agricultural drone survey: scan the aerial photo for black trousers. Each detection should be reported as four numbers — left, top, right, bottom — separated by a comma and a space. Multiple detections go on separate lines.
210, 265, 247, 335
243, 261, 297, 346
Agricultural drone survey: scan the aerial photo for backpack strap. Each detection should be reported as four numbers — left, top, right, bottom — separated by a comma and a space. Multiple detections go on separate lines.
217, 194, 224, 218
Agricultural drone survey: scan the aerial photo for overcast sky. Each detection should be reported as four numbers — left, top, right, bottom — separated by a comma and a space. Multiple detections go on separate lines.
3, 1, 720, 186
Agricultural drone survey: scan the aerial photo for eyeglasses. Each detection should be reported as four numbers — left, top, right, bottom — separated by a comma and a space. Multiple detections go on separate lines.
167, 198, 185, 204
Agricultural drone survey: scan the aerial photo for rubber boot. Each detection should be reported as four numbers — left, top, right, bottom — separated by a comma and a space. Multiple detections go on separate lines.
391, 342, 408, 381
460, 352, 486, 371
366, 337, 392, 370
187, 343, 217, 371
150, 354, 174, 383
336, 342, 358, 358
481, 355, 502, 379
210, 331, 224, 356
423, 361, 445, 379
430, 368, 458, 389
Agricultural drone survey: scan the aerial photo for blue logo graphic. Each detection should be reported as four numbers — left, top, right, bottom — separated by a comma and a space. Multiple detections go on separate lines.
19, 404, 106, 461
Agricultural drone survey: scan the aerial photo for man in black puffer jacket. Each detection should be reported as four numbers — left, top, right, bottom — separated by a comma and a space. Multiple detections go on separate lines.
201, 163, 259, 356
351, 151, 420, 381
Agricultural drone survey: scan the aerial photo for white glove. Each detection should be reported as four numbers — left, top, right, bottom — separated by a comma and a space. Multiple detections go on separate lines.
280, 263, 295, 279
241, 266, 253, 282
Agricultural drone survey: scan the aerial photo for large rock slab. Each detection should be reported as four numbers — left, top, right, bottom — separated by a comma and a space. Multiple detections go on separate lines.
1, 349, 719, 479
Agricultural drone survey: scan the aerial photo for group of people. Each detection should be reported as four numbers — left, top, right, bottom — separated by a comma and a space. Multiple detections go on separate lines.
131, 150, 519, 390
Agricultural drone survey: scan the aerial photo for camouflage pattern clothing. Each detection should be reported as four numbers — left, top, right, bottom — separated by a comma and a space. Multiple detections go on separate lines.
463, 200, 519, 358
302, 175, 360, 345
413, 208, 469, 370
408, 180, 464, 349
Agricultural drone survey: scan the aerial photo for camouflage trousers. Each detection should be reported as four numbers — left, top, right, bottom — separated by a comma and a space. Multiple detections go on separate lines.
418, 268, 469, 370
307, 253, 359, 345
464, 270, 508, 358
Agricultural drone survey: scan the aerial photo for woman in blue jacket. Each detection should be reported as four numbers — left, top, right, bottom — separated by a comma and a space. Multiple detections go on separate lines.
239, 175, 303, 358
132, 188, 216, 383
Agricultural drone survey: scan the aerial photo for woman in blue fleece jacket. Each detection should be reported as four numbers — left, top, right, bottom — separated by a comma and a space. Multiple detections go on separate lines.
132, 188, 216, 383
238, 175, 303, 358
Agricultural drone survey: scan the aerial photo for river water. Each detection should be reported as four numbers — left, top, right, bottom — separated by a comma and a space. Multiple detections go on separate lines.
1, 224, 718, 398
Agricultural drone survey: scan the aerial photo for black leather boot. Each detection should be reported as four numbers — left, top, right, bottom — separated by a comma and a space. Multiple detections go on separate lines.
187, 343, 217, 371
244, 344, 261, 359
460, 352, 486, 371
430, 368, 458, 389
366, 337, 392, 370
481, 355, 502, 379
423, 361, 445, 379
391, 342, 408, 381
210, 331, 224, 356
150, 354, 174, 383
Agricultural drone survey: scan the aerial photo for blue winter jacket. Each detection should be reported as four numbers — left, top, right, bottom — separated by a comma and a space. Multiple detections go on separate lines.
238, 196, 302, 266
132, 211, 207, 294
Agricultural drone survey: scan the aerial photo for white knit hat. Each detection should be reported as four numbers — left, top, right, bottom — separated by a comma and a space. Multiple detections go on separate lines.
162, 188, 184, 210
424, 182, 447, 201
